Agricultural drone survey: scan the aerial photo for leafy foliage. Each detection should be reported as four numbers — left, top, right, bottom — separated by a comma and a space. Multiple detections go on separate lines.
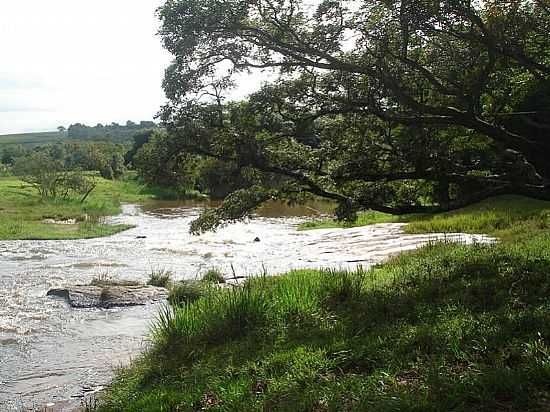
156, 0, 550, 232
13, 152, 97, 202
67, 120, 157, 143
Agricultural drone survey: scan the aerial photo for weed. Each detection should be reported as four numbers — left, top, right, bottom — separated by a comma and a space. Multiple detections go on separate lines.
90, 273, 140, 288
201, 268, 226, 284
148, 269, 173, 288
168, 281, 207, 306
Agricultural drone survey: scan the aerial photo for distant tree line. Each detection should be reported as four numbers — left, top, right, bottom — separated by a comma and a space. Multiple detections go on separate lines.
1, 141, 126, 179
0, 140, 130, 201
67, 120, 157, 143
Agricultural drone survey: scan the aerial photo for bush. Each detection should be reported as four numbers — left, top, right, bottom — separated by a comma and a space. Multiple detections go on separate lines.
100, 165, 114, 180
0, 163, 11, 177
13, 152, 97, 201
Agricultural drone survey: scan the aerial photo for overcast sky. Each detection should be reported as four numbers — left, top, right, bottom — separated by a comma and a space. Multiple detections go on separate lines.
0, 1, 173, 134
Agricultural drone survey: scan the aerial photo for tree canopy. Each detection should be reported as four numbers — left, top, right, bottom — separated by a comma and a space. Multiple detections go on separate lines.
67, 121, 158, 143
157, 0, 550, 232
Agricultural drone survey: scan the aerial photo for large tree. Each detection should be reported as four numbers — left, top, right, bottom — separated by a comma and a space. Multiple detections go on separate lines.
157, 0, 550, 232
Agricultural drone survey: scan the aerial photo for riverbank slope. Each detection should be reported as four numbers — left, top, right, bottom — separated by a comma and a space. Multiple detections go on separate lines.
96, 196, 550, 411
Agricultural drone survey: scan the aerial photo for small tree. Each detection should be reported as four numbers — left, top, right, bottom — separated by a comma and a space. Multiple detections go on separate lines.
13, 152, 96, 202
1, 144, 27, 166
13, 152, 65, 198
62, 171, 97, 203
110, 153, 126, 179
100, 164, 114, 180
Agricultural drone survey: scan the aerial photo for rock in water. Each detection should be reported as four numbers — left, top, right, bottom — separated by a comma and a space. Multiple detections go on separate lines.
47, 285, 168, 308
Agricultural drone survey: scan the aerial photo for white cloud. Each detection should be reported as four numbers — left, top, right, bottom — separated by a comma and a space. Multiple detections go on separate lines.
0, 0, 172, 134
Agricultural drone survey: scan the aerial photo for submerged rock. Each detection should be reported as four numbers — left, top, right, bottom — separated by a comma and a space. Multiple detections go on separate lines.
47, 285, 168, 308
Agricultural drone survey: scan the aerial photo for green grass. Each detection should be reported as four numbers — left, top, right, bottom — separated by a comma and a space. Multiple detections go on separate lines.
0, 176, 163, 240
97, 232, 550, 411
405, 195, 550, 240
201, 268, 226, 284
148, 269, 174, 288
299, 195, 550, 241
0, 171, 206, 240
168, 281, 209, 306
298, 209, 402, 230
0, 131, 66, 147
0, 218, 132, 240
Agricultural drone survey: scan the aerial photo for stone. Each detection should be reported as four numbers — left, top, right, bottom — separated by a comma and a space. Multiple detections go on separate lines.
47, 285, 168, 308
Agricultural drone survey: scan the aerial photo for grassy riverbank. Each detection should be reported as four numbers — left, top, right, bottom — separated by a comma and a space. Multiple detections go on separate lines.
96, 197, 550, 411
299, 195, 550, 240
0, 176, 195, 240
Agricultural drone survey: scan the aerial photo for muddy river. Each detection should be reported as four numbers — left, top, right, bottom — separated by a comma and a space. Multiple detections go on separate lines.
0, 202, 493, 410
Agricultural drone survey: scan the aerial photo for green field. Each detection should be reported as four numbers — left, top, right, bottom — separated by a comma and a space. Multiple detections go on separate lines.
0, 176, 163, 240
97, 196, 550, 412
0, 131, 67, 147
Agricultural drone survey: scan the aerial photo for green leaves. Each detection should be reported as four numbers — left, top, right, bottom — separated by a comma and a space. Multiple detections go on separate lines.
155, 0, 550, 230
190, 185, 274, 234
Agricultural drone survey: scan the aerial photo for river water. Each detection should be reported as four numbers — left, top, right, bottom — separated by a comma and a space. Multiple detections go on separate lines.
0, 202, 493, 411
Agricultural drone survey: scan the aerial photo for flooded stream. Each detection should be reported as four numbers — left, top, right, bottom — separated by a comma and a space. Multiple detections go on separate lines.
0, 202, 493, 410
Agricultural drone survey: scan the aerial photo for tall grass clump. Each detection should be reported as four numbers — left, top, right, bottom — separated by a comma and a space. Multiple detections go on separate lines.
147, 269, 173, 288
201, 268, 226, 284
89, 272, 140, 287
262, 271, 321, 322
168, 280, 207, 306
320, 267, 367, 307
155, 282, 270, 350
